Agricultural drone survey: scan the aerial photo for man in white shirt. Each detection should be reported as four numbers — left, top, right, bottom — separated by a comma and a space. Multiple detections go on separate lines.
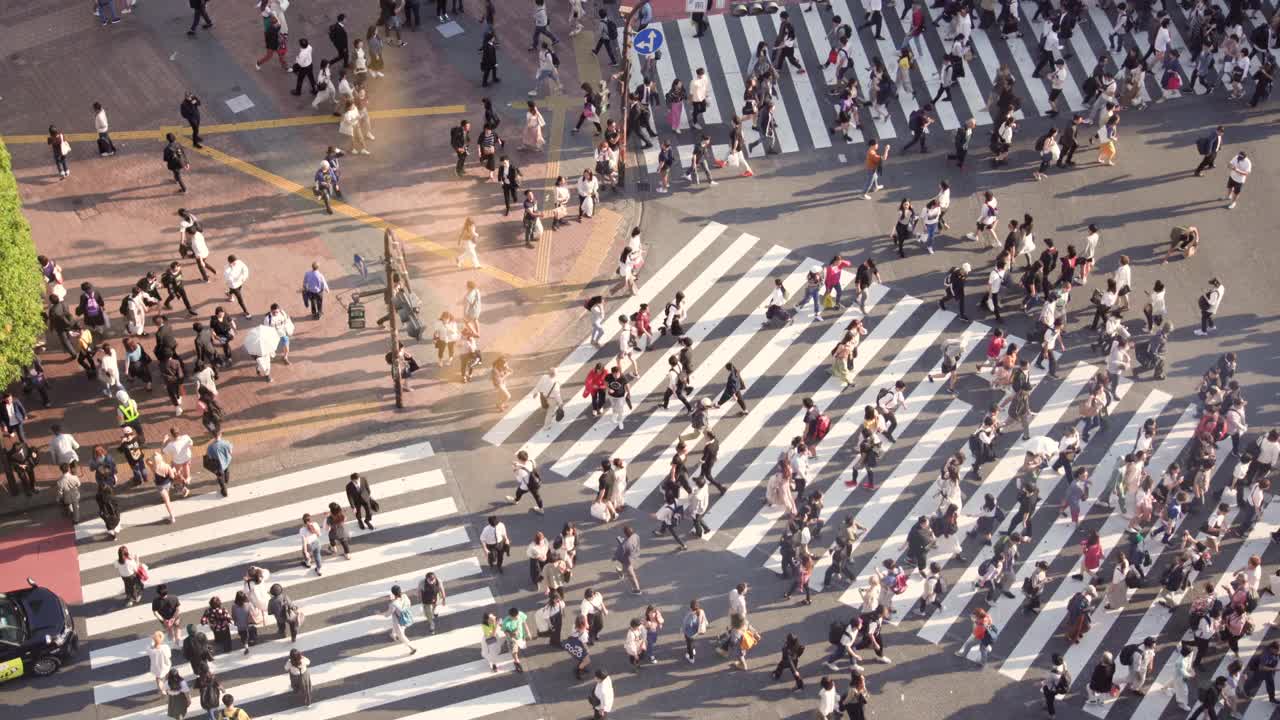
1032, 27, 1061, 78
1194, 277, 1224, 336
1080, 223, 1100, 281
591, 670, 614, 715
479, 515, 510, 573
688, 68, 710, 129
728, 582, 749, 626
875, 380, 907, 442
1225, 151, 1251, 209
614, 315, 638, 377
662, 356, 693, 412
291, 39, 317, 95
222, 254, 251, 318
299, 514, 324, 575
49, 424, 80, 466
858, 0, 884, 39
162, 428, 194, 491
506, 449, 545, 513
530, 0, 559, 50
1046, 60, 1068, 116
1247, 429, 1280, 484
984, 258, 1007, 323
1105, 338, 1131, 404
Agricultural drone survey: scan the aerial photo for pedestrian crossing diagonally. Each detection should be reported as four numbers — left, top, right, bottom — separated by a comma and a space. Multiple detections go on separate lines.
78, 451, 534, 720
479, 221, 1271, 715
1125, 503, 1280, 719
997, 402, 1203, 682
916, 373, 1134, 640
623, 1, 1254, 172
950, 390, 1171, 664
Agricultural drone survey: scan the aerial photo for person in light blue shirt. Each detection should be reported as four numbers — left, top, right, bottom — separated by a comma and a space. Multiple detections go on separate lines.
205, 427, 233, 497
302, 262, 330, 319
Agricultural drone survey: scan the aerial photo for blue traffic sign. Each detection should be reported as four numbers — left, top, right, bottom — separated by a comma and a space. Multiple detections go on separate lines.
634, 27, 665, 56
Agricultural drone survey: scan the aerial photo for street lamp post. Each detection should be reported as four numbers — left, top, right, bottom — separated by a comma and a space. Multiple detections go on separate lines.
383, 228, 404, 409
617, 0, 652, 189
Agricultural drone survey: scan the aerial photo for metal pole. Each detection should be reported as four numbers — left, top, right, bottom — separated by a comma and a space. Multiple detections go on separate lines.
384, 228, 404, 409
617, 0, 652, 189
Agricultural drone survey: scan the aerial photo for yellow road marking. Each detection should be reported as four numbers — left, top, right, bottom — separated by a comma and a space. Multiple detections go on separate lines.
192, 142, 532, 289
0, 104, 465, 144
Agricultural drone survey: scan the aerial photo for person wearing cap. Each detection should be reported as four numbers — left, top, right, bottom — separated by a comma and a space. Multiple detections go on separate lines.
314, 160, 340, 215
1194, 277, 1224, 336
939, 263, 970, 321
116, 389, 145, 443
1224, 150, 1251, 209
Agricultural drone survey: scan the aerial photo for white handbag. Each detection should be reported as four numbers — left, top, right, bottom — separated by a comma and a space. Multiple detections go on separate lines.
59, 140, 71, 156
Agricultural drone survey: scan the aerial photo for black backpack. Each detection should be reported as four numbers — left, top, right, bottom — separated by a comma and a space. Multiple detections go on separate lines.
606, 18, 619, 40
1056, 668, 1073, 694
1162, 564, 1188, 592
829, 621, 846, 645
1118, 642, 1139, 666
909, 110, 923, 132
200, 681, 221, 709
1124, 566, 1143, 589
450, 126, 465, 148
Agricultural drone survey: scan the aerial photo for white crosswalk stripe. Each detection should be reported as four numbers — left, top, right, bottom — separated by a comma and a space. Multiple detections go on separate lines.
81, 450, 532, 720
478, 221, 1261, 714
623, 3, 1242, 172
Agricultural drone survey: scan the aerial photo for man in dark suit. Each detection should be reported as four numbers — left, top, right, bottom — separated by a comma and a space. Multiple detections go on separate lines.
1194, 125, 1224, 176
345, 473, 376, 529
497, 156, 521, 216
328, 15, 350, 69
154, 315, 180, 361
186, 0, 213, 37
180, 93, 202, 148
450, 120, 471, 177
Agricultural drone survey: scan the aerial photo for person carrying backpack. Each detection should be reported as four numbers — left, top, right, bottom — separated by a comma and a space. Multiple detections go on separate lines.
162, 132, 190, 194
1120, 636, 1156, 696
821, 616, 863, 671
1064, 585, 1097, 643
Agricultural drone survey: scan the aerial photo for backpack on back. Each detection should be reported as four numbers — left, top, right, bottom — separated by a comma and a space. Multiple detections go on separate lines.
829, 620, 846, 646
891, 572, 909, 595
1119, 642, 1139, 666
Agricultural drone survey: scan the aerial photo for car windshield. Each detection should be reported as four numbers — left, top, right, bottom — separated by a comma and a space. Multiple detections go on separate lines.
0, 597, 26, 644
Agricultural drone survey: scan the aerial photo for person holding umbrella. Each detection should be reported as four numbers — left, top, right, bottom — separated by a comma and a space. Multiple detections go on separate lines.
242, 323, 280, 383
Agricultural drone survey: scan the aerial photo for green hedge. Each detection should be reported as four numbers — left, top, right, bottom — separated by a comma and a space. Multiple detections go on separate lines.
0, 139, 49, 386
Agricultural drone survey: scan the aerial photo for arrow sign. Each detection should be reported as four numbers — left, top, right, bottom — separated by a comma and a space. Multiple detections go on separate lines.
634, 27, 665, 56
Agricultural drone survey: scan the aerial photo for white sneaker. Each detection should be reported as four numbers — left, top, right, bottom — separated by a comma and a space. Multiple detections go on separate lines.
1193, 329, 1208, 336
878, 656, 892, 663
1228, 201, 1237, 209
366, 133, 376, 140
874, 184, 884, 191
862, 194, 871, 200
709, 180, 719, 186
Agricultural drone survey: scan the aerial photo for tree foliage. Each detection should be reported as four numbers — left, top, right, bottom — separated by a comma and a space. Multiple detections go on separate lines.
0, 139, 48, 386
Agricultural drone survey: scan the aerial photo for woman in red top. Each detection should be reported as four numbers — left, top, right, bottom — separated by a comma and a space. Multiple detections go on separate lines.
976, 328, 1006, 372
824, 255, 852, 308
582, 363, 608, 417
1074, 531, 1104, 585
956, 608, 994, 664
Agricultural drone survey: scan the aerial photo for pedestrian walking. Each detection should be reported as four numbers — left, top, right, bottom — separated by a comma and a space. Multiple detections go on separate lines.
148, 630, 173, 695
1194, 277, 1224, 336
1225, 151, 1251, 209
385, 585, 418, 654
186, 0, 213, 36
480, 515, 510, 573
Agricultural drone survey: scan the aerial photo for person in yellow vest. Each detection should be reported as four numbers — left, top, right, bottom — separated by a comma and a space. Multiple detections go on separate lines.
115, 389, 145, 443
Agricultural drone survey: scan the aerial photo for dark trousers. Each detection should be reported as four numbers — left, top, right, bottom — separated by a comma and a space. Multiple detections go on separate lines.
303, 291, 323, 318
482, 66, 499, 85
455, 150, 468, 175
276, 616, 299, 642
164, 286, 194, 313
774, 45, 802, 71
1042, 686, 1058, 716
903, 128, 928, 152
663, 386, 693, 412
985, 291, 1002, 321
190, 4, 212, 32
879, 409, 898, 439
592, 37, 618, 64
717, 387, 746, 411
484, 542, 506, 571
404, 1, 421, 27
575, 112, 603, 133
331, 45, 350, 69
352, 498, 374, 526
691, 100, 707, 127
513, 485, 544, 509
860, 10, 884, 37
699, 461, 726, 493
213, 627, 232, 654
1187, 701, 1219, 720
13, 466, 35, 496
227, 287, 250, 315
691, 11, 708, 36
1052, 454, 1074, 479
1201, 310, 1216, 333
773, 655, 804, 689
294, 65, 317, 94
98, 132, 116, 154
187, 119, 202, 146
55, 330, 77, 358
528, 557, 544, 585
214, 468, 229, 495
77, 351, 97, 377
1056, 141, 1077, 166
939, 289, 967, 319
502, 185, 518, 214
172, 169, 187, 193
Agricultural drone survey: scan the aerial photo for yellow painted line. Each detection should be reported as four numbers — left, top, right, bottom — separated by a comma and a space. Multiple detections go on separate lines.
192, 142, 532, 290
537, 109, 567, 284
0, 105, 465, 144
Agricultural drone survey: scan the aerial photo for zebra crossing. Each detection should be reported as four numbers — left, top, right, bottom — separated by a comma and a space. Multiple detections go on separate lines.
626, 0, 1280, 172
485, 220, 1280, 717
77, 441, 537, 720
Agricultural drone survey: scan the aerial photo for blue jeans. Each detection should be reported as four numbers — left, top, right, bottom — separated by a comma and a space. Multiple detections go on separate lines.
925, 223, 938, 250
97, 0, 119, 23
823, 643, 850, 666
532, 25, 558, 49
306, 540, 323, 570
958, 634, 990, 663
1081, 414, 1103, 441
864, 168, 881, 194
800, 287, 820, 315
827, 283, 843, 306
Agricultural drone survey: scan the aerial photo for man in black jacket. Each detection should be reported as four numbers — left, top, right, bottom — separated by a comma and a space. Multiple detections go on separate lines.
938, 262, 970, 320
450, 119, 471, 176
180, 93, 202, 148
328, 15, 350, 69
154, 316, 180, 360
948, 118, 974, 168
163, 133, 189, 193
46, 295, 79, 359
497, 155, 520, 215
1056, 114, 1083, 168
346, 473, 376, 528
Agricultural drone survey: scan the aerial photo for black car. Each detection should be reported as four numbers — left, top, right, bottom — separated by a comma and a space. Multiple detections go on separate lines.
0, 579, 78, 681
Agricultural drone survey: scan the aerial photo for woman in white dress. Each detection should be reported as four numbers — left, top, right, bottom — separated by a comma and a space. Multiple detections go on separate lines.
521, 101, 545, 151
147, 630, 172, 695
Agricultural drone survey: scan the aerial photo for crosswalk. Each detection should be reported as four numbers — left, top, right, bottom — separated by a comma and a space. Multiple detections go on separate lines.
78, 441, 537, 720
486, 220, 1280, 717
626, 1, 1280, 172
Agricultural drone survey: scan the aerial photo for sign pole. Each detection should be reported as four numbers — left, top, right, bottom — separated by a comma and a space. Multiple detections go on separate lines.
384, 228, 404, 409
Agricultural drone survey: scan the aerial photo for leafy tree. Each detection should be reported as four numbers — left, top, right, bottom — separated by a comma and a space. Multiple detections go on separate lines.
0, 139, 48, 386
